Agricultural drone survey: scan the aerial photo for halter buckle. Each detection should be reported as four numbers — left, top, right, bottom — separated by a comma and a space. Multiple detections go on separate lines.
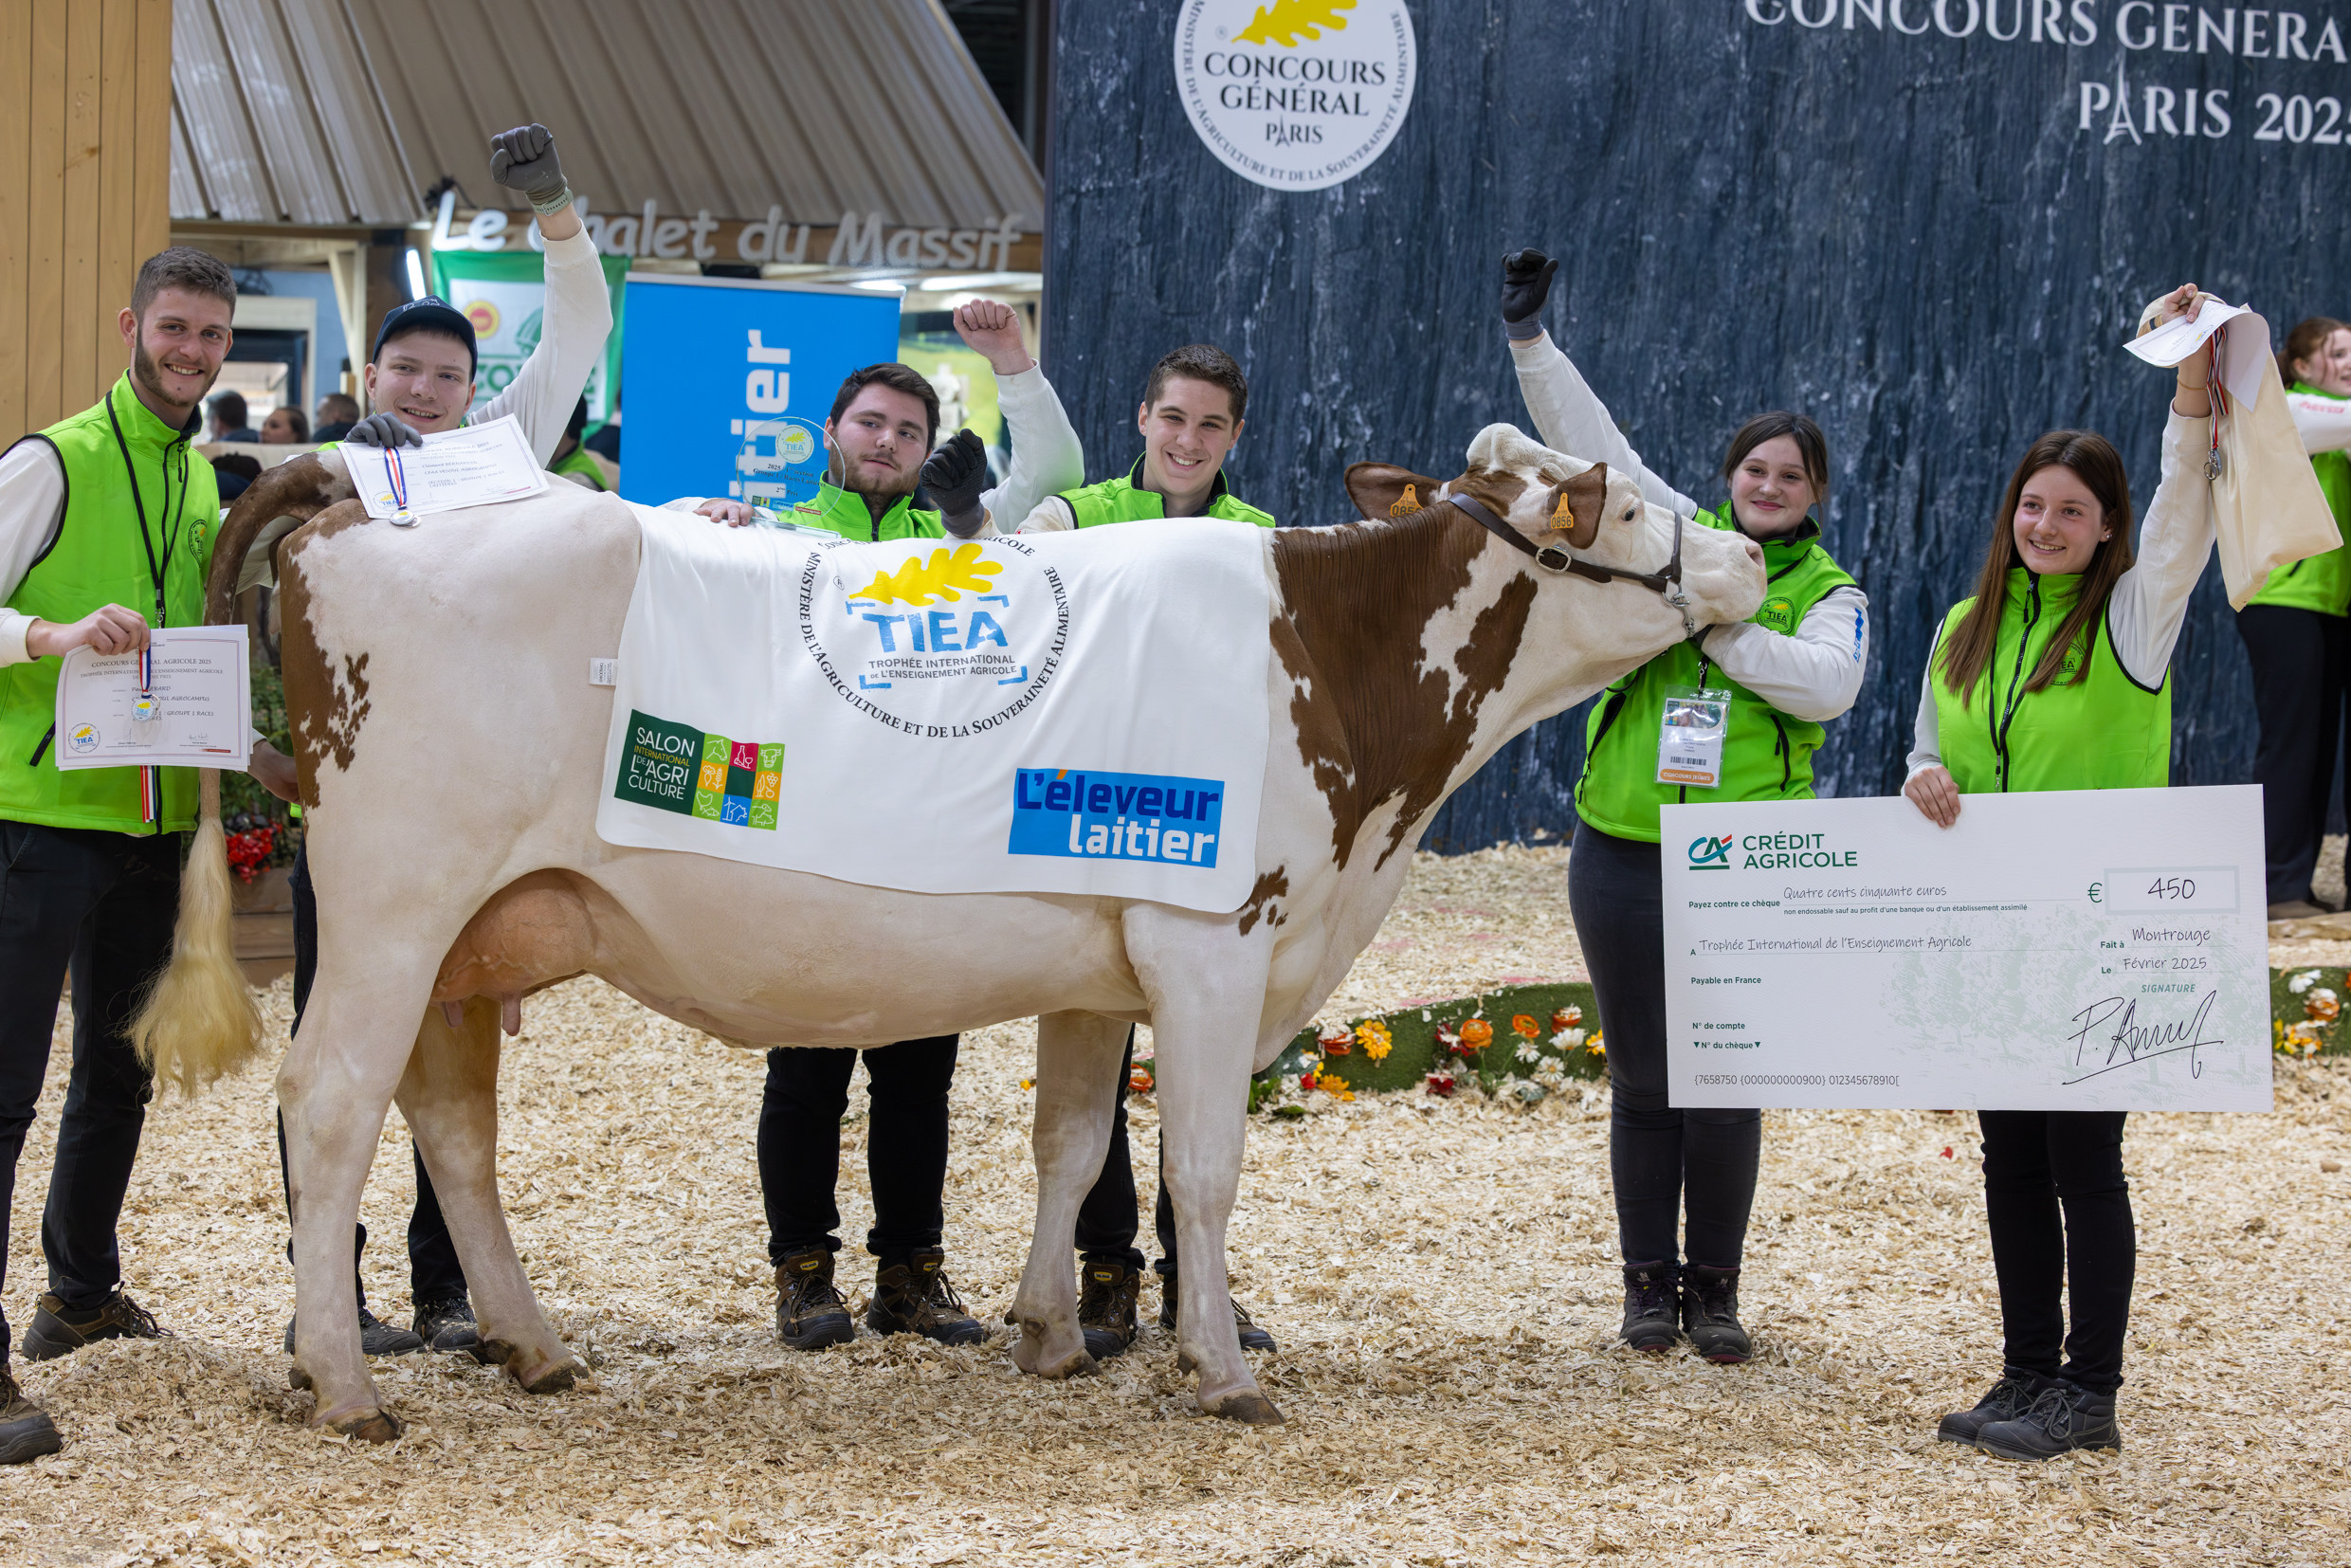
1533, 544, 1573, 574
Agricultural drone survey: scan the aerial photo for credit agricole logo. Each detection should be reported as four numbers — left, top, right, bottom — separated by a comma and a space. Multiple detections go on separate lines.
1174, 0, 1418, 191
1687, 834, 1734, 871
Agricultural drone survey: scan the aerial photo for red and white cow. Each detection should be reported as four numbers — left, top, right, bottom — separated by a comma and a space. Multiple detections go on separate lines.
134, 424, 1763, 1439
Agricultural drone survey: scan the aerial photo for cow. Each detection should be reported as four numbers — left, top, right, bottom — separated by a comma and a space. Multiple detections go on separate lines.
128, 424, 1765, 1440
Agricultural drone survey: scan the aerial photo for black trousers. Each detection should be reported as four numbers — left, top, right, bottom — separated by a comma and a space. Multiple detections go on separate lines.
1977, 1110, 2135, 1395
1568, 822, 1761, 1268
1074, 1030, 1179, 1276
283, 845, 466, 1306
2236, 604, 2351, 906
0, 819, 178, 1331
758, 1034, 958, 1267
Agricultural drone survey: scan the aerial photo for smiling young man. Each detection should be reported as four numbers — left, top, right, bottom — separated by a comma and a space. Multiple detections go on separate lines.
992, 342, 1280, 1364
692, 301, 1084, 1352
277, 123, 615, 1366
0, 247, 302, 1464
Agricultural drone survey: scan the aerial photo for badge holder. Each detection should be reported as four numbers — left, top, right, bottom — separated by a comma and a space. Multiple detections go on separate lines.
1656, 685, 1731, 789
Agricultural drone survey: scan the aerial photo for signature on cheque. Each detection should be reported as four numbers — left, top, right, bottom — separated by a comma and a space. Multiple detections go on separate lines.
2061, 992, 2219, 1083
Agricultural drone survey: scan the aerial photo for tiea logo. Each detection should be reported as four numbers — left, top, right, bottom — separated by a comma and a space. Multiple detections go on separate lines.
1687, 833, 1733, 870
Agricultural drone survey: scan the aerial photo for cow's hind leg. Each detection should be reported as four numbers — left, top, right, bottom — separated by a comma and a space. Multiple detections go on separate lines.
282, 975, 430, 1439
395, 998, 582, 1394
1010, 1009, 1130, 1379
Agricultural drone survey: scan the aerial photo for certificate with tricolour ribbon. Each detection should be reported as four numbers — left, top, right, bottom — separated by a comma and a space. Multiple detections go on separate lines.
1659, 787, 2270, 1112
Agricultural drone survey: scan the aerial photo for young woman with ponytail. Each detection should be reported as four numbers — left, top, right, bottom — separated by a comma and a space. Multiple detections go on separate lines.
2235, 316, 2351, 918
1497, 248, 1871, 1366
1902, 283, 2218, 1461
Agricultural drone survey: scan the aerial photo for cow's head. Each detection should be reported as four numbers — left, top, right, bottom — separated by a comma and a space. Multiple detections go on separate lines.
1344, 424, 1764, 633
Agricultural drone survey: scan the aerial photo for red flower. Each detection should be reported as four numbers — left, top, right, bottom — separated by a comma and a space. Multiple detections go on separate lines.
1425, 1072, 1455, 1097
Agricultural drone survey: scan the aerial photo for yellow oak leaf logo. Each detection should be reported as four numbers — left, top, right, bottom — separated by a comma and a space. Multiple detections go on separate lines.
853, 542, 1004, 607
1235, 0, 1356, 46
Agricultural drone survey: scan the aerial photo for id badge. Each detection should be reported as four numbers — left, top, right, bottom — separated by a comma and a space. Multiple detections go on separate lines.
1656, 686, 1730, 788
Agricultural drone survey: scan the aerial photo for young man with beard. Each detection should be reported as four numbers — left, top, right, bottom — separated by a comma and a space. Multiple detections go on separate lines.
0, 248, 301, 1463
949, 343, 1280, 1364
277, 122, 613, 1363
694, 300, 1084, 1348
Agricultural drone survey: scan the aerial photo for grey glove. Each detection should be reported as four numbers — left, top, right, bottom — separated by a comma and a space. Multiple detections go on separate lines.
489, 123, 570, 214
922, 429, 991, 538
1501, 247, 1558, 339
345, 412, 423, 449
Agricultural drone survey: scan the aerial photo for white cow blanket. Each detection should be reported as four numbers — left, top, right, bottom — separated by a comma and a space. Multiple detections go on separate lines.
595, 508, 1272, 913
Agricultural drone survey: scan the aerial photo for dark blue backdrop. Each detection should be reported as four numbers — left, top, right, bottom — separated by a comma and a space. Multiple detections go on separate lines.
1043, 1, 2351, 851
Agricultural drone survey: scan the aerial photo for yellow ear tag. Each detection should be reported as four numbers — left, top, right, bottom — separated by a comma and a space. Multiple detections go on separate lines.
1389, 483, 1419, 517
1550, 493, 1576, 525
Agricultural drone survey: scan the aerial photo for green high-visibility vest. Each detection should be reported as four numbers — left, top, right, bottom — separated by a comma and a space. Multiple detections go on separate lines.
1056, 455, 1276, 529
550, 442, 608, 491
790, 480, 941, 542
1929, 568, 2169, 794
1574, 510, 1858, 843
0, 374, 217, 833
2245, 381, 2351, 616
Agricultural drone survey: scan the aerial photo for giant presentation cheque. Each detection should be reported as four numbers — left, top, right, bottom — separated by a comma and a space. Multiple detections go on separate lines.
1659, 787, 2270, 1113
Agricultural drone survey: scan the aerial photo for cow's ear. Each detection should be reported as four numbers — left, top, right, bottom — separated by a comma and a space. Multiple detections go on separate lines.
1345, 462, 1448, 520
1545, 464, 1609, 548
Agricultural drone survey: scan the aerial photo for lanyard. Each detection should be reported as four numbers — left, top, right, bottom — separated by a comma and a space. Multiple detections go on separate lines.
103, 388, 189, 629
1989, 575, 2043, 788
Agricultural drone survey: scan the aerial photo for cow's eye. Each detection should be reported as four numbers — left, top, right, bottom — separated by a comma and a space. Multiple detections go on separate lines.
1622, 505, 1637, 520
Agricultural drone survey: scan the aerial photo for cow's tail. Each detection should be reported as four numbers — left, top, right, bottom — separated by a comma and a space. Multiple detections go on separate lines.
130, 766, 264, 1095
128, 453, 352, 1096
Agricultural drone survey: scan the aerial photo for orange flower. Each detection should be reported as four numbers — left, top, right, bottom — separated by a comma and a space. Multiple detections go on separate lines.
1129, 1062, 1156, 1094
2307, 989, 2342, 1024
1512, 1013, 1541, 1039
1552, 1005, 1583, 1031
1459, 1018, 1493, 1048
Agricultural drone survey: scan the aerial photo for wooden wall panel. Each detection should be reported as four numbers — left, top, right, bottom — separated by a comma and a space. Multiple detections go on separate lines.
1, 0, 173, 439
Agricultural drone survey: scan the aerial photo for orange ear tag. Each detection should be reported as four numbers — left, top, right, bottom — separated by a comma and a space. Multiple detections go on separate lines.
1551, 492, 1577, 526
1389, 483, 1419, 517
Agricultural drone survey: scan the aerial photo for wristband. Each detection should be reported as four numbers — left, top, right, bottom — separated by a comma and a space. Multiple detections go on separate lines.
529, 183, 576, 218
1504, 317, 1543, 341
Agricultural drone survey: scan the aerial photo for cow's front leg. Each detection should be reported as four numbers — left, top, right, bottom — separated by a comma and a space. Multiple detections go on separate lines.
1010, 1009, 1130, 1378
396, 998, 580, 1395
281, 980, 423, 1441
1128, 908, 1282, 1425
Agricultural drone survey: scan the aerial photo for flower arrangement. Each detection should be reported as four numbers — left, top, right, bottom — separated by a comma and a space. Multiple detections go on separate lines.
1318, 1022, 1353, 1056
1356, 1019, 1394, 1061
2278, 1019, 2325, 1059
224, 815, 278, 884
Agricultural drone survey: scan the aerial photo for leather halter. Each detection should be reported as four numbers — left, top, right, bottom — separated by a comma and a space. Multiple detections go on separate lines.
1443, 488, 1700, 638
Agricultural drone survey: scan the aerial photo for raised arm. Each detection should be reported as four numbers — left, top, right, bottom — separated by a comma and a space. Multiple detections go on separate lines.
1500, 248, 1690, 514
2106, 285, 2218, 686
467, 125, 614, 464
957, 300, 1083, 531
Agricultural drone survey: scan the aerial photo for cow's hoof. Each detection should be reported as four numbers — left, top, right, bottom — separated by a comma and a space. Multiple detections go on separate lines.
519, 1360, 580, 1396
1038, 1347, 1098, 1381
1206, 1390, 1285, 1426
321, 1406, 404, 1443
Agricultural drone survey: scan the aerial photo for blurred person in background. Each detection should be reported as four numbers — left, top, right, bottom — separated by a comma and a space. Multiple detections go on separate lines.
547, 397, 607, 490
210, 451, 262, 501
207, 391, 256, 444
259, 405, 308, 445
312, 393, 359, 444
2234, 316, 2351, 919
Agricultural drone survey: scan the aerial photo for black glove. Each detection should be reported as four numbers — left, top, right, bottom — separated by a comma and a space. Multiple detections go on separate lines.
1501, 247, 1558, 327
489, 123, 570, 213
922, 429, 990, 538
345, 412, 423, 449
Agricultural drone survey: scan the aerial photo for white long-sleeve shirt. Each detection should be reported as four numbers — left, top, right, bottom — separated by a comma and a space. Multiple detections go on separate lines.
1508, 329, 1870, 723
2287, 384, 2351, 456
0, 228, 617, 666
1905, 409, 2214, 778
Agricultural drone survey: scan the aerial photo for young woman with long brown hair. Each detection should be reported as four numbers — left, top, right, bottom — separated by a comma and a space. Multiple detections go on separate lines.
1903, 283, 2217, 1460
2235, 315, 2351, 918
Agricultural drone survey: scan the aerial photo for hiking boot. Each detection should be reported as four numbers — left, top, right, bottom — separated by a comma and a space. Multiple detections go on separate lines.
413, 1299, 483, 1357
775, 1247, 855, 1351
1157, 1274, 1279, 1352
21, 1292, 171, 1361
1619, 1262, 1680, 1353
1977, 1381, 2122, 1460
1680, 1264, 1752, 1364
1936, 1374, 2043, 1445
281, 1306, 427, 1358
866, 1248, 985, 1347
0, 1361, 63, 1465
1077, 1259, 1143, 1361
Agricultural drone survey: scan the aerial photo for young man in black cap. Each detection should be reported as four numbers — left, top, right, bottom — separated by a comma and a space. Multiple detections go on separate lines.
278, 122, 613, 1362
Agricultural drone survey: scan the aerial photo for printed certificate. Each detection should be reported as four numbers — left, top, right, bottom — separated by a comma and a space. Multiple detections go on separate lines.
53, 625, 250, 771
1658, 787, 2270, 1112
342, 415, 548, 520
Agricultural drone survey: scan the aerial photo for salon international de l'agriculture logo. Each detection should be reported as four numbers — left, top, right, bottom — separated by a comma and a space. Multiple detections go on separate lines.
1174, 0, 1417, 192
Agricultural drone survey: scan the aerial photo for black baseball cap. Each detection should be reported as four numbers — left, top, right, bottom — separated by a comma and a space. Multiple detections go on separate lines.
372, 296, 478, 376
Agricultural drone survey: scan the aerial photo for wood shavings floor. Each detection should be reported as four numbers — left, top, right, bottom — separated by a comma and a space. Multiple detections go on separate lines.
5, 845, 2343, 1566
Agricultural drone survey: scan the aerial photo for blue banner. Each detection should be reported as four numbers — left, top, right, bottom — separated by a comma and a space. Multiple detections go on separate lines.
1006, 767, 1228, 869
616, 276, 902, 510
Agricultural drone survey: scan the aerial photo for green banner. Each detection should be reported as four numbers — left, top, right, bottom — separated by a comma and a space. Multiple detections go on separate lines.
428, 247, 629, 425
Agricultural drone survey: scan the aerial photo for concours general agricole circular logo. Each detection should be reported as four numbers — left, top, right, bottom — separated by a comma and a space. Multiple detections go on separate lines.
1175, 0, 1417, 192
